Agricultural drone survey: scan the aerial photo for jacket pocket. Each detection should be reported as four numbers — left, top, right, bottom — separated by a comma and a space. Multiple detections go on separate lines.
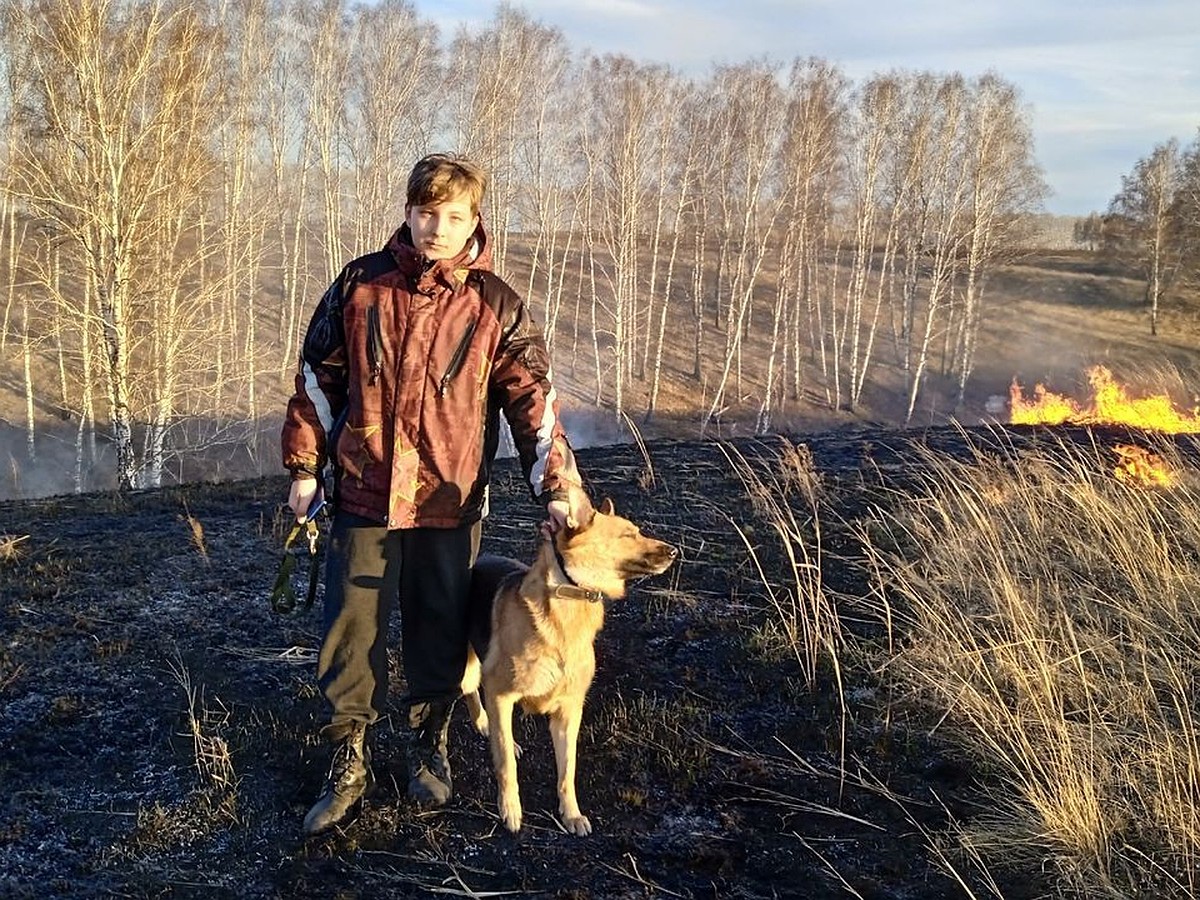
439, 317, 478, 396
366, 304, 384, 385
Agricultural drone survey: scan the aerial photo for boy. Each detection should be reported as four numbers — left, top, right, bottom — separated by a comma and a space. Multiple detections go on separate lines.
281, 153, 575, 836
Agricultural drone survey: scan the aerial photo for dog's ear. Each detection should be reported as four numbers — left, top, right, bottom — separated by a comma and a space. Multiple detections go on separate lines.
598, 497, 615, 516
565, 481, 596, 530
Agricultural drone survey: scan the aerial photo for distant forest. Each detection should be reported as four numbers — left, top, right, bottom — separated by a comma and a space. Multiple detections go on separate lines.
1, 0, 1190, 492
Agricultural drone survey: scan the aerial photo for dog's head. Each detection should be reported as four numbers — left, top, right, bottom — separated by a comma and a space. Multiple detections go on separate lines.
555, 487, 677, 599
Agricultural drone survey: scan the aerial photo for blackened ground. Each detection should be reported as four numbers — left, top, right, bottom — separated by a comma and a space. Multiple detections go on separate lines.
2, 425, 1180, 899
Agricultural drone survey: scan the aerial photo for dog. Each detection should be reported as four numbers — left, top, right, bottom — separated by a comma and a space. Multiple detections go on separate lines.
460, 483, 677, 836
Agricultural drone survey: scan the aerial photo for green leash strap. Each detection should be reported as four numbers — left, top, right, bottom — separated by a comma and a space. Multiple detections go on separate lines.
269, 518, 321, 614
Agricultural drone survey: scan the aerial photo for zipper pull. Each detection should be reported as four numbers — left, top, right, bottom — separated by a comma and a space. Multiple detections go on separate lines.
438, 317, 478, 397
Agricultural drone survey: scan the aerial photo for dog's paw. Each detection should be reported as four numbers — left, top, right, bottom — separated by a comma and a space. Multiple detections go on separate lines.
472, 711, 490, 738
497, 791, 523, 833
561, 813, 592, 837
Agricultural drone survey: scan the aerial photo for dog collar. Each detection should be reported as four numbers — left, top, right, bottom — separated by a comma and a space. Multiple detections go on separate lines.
550, 543, 607, 603
551, 584, 606, 603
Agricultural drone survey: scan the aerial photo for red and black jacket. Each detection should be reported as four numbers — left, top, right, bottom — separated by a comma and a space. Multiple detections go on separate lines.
282, 221, 576, 528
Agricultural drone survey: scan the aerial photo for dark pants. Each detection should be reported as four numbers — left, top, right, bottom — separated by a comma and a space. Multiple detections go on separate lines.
317, 511, 481, 730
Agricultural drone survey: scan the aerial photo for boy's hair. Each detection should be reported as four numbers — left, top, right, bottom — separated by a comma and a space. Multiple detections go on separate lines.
406, 153, 486, 215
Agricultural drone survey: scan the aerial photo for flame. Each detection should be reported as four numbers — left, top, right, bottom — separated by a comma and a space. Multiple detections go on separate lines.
1113, 444, 1177, 489
1009, 366, 1200, 433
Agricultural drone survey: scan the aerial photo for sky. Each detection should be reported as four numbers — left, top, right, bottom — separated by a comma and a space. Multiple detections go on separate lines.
423, 0, 1200, 216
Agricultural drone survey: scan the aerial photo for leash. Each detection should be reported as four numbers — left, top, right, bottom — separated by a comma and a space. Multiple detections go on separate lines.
549, 541, 606, 603
269, 491, 327, 615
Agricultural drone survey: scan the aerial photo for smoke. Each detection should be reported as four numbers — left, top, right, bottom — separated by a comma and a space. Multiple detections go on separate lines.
0, 417, 283, 503
0, 418, 115, 502
489, 400, 633, 461
0, 399, 642, 503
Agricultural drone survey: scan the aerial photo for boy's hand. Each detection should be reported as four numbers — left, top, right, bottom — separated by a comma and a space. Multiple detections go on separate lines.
542, 499, 570, 538
288, 477, 319, 522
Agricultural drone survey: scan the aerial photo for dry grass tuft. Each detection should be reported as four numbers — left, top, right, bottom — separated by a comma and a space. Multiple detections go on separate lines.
0, 533, 30, 563
721, 438, 849, 785
719, 439, 837, 689
269, 502, 292, 541
621, 409, 657, 491
180, 501, 208, 562
860, 431, 1200, 897
166, 651, 239, 819
594, 688, 713, 794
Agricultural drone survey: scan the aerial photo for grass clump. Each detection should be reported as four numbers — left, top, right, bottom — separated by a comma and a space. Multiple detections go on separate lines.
718, 438, 839, 690
596, 688, 713, 790
0, 533, 29, 563
861, 432, 1200, 897
166, 651, 240, 824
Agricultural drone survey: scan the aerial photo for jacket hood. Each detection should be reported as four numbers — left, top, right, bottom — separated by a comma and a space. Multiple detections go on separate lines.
387, 219, 494, 297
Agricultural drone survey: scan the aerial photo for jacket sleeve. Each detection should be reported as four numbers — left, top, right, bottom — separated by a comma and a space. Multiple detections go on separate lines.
488, 283, 579, 504
281, 271, 351, 478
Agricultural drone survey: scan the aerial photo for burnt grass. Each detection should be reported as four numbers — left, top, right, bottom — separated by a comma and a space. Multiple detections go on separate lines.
1, 424, 1187, 900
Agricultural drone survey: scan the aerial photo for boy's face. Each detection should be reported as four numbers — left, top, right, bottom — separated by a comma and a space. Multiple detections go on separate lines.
405, 193, 479, 261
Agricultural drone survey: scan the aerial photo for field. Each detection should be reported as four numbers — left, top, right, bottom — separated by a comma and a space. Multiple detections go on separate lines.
3, 254, 1200, 897
4, 424, 1200, 898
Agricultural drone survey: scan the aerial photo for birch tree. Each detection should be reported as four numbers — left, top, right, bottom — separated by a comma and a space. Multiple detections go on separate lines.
1176, 130, 1200, 291
646, 76, 704, 423
503, 20, 573, 341
5, 0, 230, 489
823, 73, 902, 414
0, 50, 20, 357
761, 58, 845, 431
260, 0, 316, 369
887, 73, 939, 379
950, 73, 1045, 407
902, 75, 971, 424
215, 0, 276, 435
446, 4, 565, 270
301, 0, 351, 278
699, 61, 789, 432
577, 54, 664, 417
345, 0, 438, 252
1107, 138, 1186, 336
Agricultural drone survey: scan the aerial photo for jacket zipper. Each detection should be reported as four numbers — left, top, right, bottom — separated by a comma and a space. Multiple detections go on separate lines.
366, 304, 383, 385
439, 317, 478, 396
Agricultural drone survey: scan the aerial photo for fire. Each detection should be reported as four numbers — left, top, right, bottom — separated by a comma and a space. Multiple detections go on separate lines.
1006, 366, 1192, 488
1009, 365, 1200, 433
1112, 444, 1177, 489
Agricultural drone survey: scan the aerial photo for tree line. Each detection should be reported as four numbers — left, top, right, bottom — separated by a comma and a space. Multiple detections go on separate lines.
0, 0, 1049, 492
1073, 131, 1200, 336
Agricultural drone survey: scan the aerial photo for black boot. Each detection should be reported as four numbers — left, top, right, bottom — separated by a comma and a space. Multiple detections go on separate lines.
303, 721, 374, 836
407, 699, 455, 807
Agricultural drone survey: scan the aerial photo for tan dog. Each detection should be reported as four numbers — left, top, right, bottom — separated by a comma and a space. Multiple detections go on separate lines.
460, 486, 677, 835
